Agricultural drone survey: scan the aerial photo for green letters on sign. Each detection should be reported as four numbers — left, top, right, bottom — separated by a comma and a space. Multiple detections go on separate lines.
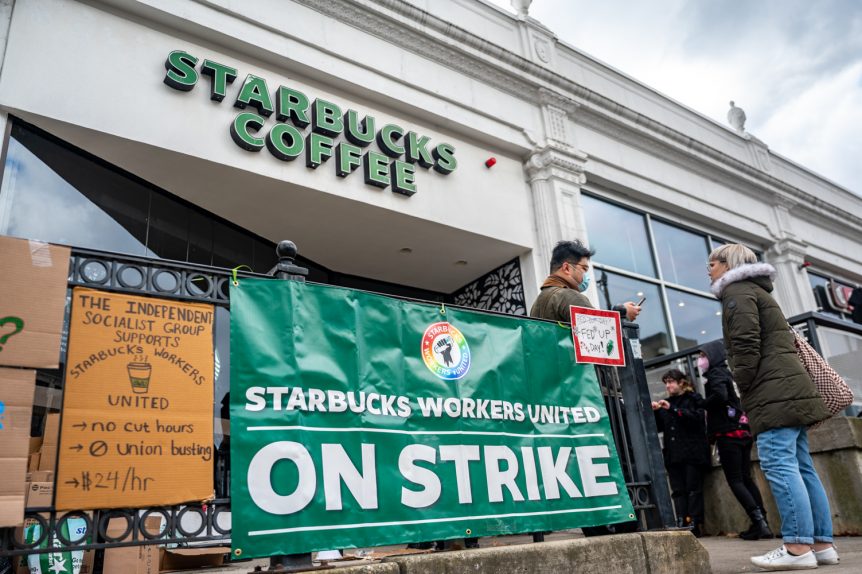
230, 112, 265, 152
201, 60, 238, 102
391, 160, 416, 196
376, 124, 405, 158
363, 151, 390, 188
266, 123, 304, 161
235, 75, 274, 117
163, 50, 199, 91
163, 51, 459, 195
230, 281, 635, 558
335, 142, 363, 177
312, 98, 343, 137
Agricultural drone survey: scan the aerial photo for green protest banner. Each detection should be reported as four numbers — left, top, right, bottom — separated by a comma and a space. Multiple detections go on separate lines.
230, 280, 634, 558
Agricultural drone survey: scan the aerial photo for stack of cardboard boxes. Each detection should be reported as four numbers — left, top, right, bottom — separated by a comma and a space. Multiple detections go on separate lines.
0, 236, 229, 572
24, 413, 59, 508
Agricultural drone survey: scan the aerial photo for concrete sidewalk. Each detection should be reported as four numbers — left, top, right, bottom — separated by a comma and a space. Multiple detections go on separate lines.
701, 535, 861, 573
176, 532, 861, 573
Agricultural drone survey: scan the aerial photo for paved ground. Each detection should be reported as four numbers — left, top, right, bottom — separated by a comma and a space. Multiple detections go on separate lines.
700, 535, 862, 573
176, 532, 862, 572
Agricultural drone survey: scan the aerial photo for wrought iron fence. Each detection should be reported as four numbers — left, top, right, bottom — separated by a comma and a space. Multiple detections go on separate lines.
1, 243, 675, 564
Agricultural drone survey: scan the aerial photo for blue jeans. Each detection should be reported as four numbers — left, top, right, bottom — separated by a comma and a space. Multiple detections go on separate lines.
757, 426, 833, 545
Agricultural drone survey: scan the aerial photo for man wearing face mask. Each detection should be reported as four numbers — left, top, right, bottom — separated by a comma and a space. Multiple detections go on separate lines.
530, 240, 641, 539
530, 240, 641, 323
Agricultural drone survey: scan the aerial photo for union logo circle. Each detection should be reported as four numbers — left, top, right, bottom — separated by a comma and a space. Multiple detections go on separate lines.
421, 322, 471, 380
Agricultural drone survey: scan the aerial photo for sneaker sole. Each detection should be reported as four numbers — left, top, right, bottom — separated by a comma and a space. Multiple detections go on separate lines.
750, 558, 819, 570
751, 563, 818, 571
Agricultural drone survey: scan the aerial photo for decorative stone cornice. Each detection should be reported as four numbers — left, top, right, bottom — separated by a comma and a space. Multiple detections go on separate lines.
524, 143, 588, 185
538, 87, 579, 115
187, 0, 861, 236
295, 0, 541, 99
766, 236, 808, 262
328, 0, 861, 233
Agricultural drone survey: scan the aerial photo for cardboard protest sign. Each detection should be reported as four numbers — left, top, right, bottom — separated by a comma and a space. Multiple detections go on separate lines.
55, 287, 214, 510
569, 306, 625, 366
0, 236, 70, 368
0, 368, 36, 526
230, 280, 634, 558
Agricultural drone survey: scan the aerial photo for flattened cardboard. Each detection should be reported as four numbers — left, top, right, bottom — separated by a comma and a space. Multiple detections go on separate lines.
0, 368, 36, 526
25, 481, 53, 507
80, 550, 95, 574
0, 236, 70, 368
56, 288, 214, 510
160, 547, 227, 572
37, 445, 56, 471
103, 517, 161, 574
30, 470, 53, 482
42, 413, 60, 446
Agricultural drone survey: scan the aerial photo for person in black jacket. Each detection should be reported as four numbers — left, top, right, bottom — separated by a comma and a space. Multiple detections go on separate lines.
699, 340, 773, 540
652, 369, 710, 536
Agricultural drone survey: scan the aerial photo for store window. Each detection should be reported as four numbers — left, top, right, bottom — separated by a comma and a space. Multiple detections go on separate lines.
666, 288, 722, 349
652, 219, 712, 292
0, 119, 468, 305
0, 120, 277, 273
583, 192, 758, 356
580, 194, 656, 277
809, 271, 857, 321
597, 270, 671, 358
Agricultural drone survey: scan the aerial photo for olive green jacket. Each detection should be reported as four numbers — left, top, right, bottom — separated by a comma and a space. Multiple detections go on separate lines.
529, 276, 593, 323
711, 263, 829, 435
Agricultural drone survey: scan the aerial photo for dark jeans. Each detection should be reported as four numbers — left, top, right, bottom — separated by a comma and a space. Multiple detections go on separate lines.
716, 435, 764, 514
667, 463, 705, 524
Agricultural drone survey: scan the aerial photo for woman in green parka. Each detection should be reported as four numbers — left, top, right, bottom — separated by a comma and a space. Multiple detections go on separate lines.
708, 244, 836, 570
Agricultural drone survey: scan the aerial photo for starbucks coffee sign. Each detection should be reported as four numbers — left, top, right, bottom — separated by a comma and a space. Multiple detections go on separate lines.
163, 50, 457, 196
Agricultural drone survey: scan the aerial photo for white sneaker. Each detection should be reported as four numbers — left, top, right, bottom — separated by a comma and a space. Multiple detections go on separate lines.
814, 546, 839, 565
750, 545, 818, 570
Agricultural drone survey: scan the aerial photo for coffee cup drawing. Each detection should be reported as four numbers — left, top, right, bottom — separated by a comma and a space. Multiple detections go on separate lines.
127, 361, 152, 393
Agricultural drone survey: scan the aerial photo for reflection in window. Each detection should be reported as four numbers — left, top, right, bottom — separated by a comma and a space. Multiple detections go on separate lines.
0, 129, 149, 255
0, 122, 277, 272
666, 288, 722, 349
596, 270, 671, 358
808, 272, 853, 320
582, 194, 656, 277
818, 326, 862, 414
652, 220, 711, 291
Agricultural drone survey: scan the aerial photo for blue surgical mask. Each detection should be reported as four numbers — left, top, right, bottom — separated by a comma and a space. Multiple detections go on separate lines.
578, 273, 591, 293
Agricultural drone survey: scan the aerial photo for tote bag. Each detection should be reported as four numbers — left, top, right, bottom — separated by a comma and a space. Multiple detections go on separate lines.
791, 328, 854, 416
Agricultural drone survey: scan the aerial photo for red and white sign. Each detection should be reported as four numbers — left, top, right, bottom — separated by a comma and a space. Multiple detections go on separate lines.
569, 306, 625, 367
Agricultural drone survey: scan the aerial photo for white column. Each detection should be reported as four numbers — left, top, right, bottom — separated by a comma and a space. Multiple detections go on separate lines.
523, 89, 596, 307
763, 200, 817, 317
765, 237, 817, 317
524, 143, 594, 305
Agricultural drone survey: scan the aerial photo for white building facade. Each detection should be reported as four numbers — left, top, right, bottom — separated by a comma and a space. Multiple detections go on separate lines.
0, 0, 860, 365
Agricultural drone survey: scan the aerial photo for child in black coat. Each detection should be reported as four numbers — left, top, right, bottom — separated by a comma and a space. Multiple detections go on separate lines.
653, 369, 710, 536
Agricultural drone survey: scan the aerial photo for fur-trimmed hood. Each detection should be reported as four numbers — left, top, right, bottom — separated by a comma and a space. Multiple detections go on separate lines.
710, 262, 776, 298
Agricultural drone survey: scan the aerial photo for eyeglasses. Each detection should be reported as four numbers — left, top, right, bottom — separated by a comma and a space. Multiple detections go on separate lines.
707, 260, 726, 271
568, 262, 590, 273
